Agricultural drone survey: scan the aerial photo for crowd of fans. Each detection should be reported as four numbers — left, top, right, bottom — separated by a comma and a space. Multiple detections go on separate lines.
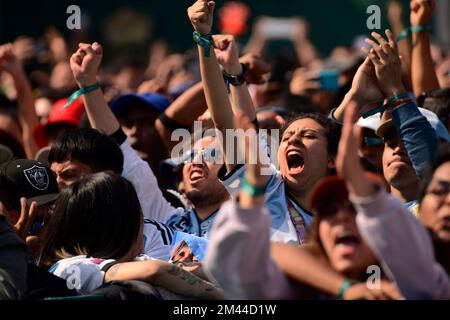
1, 0, 450, 300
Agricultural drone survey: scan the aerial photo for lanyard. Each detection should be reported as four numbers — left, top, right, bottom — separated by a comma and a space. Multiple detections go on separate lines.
286, 197, 307, 244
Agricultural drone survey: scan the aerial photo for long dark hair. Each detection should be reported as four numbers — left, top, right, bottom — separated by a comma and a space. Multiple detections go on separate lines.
38, 172, 142, 269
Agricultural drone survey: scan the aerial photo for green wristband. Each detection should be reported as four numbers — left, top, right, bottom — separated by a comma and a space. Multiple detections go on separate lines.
193, 31, 213, 58
410, 25, 429, 34
386, 92, 410, 107
241, 179, 266, 197
395, 28, 410, 42
63, 82, 101, 108
338, 279, 355, 300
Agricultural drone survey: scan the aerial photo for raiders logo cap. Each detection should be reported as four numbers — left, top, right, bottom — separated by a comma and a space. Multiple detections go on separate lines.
0, 159, 59, 206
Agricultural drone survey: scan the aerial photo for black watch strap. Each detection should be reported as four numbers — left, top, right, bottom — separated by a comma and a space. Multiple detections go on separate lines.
222, 63, 248, 86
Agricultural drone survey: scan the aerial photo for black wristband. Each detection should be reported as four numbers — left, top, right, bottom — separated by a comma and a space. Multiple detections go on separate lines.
222, 63, 248, 86
110, 128, 127, 145
159, 113, 191, 132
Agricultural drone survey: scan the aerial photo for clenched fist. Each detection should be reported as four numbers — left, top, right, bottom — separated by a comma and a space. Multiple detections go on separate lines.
70, 42, 103, 88
187, 0, 216, 35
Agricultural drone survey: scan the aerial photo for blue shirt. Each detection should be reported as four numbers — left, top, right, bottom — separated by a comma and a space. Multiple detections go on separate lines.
218, 164, 313, 244
166, 209, 219, 238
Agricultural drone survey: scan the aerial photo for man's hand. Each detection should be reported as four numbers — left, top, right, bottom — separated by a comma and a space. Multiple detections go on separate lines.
0, 43, 24, 79
410, 0, 435, 26
364, 30, 406, 99
212, 34, 241, 74
238, 53, 270, 85
187, 0, 216, 35
70, 42, 103, 88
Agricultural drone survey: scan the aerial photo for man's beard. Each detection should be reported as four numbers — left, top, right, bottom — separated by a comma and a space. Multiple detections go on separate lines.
185, 186, 229, 209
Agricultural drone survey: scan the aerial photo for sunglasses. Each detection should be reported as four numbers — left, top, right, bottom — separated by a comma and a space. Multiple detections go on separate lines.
183, 146, 222, 164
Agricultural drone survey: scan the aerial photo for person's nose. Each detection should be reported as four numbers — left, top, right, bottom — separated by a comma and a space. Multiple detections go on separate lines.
287, 134, 303, 147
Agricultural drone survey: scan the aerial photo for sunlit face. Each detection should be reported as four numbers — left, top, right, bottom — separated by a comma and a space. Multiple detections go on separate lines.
319, 198, 377, 278
382, 129, 418, 189
51, 160, 94, 189
278, 118, 334, 195
420, 162, 450, 242
182, 136, 228, 207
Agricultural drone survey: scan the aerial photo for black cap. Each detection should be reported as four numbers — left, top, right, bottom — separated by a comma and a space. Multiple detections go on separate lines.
0, 159, 59, 206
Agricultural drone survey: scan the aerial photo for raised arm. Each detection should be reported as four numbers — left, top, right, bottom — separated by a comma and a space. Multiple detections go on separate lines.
337, 98, 450, 299
188, 0, 241, 173
0, 44, 39, 159
410, 0, 440, 96
70, 42, 120, 135
387, 0, 412, 91
213, 35, 256, 122
365, 30, 439, 175
331, 57, 385, 124
69, 43, 177, 223
154, 81, 207, 152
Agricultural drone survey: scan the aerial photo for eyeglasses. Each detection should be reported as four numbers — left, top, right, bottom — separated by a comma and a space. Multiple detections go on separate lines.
183, 146, 222, 164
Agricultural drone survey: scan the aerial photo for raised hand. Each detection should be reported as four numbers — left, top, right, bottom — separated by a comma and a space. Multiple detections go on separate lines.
410, 0, 435, 26
238, 53, 270, 85
289, 68, 321, 97
187, 0, 216, 35
70, 42, 103, 88
0, 43, 24, 78
212, 34, 241, 74
364, 30, 406, 99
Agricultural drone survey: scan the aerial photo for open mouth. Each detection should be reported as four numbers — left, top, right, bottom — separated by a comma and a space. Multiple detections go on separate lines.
286, 149, 305, 174
334, 231, 360, 256
189, 169, 205, 184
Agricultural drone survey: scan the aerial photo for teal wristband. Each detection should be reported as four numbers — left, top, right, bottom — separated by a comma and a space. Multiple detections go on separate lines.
193, 31, 213, 58
338, 279, 355, 300
410, 25, 429, 34
395, 25, 429, 42
63, 82, 101, 108
241, 179, 266, 197
395, 28, 410, 42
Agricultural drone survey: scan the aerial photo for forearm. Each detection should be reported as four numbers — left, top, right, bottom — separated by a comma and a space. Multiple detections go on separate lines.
82, 88, 120, 135
198, 45, 236, 171
229, 84, 256, 122
412, 31, 440, 96
11, 71, 39, 158
332, 91, 365, 123
391, 101, 439, 176
164, 81, 207, 126
271, 243, 345, 297
353, 189, 450, 299
293, 39, 318, 67
106, 260, 222, 299
392, 23, 412, 91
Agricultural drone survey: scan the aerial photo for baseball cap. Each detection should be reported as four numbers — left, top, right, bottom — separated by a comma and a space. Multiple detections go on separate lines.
33, 97, 86, 148
376, 107, 450, 142
0, 159, 59, 206
310, 173, 387, 213
110, 92, 171, 118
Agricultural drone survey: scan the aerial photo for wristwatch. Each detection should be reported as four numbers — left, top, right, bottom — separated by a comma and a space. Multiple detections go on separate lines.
222, 63, 248, 86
